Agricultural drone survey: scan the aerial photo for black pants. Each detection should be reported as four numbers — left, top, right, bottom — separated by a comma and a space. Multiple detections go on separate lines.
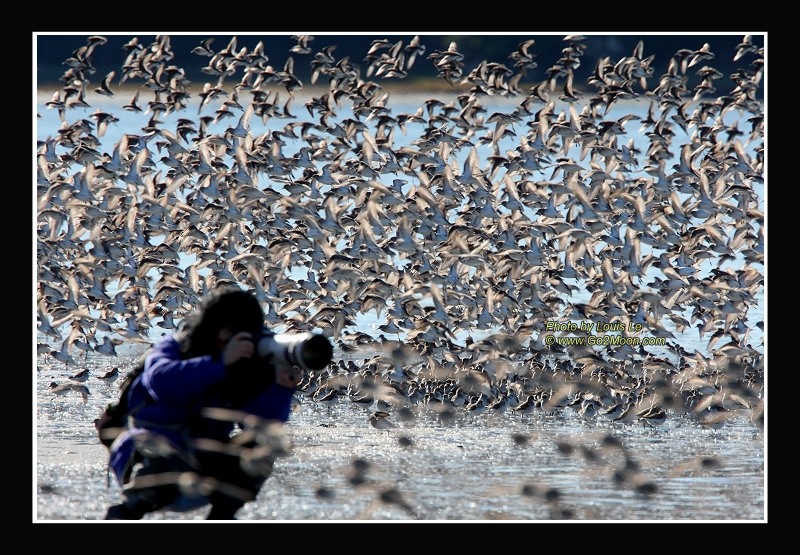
105, 442, 273, 520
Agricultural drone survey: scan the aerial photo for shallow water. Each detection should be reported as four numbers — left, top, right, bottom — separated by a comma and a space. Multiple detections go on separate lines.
35, 352, 765, 522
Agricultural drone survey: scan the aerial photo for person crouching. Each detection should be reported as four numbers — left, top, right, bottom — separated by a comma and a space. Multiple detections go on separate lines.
104, 286, 303, 520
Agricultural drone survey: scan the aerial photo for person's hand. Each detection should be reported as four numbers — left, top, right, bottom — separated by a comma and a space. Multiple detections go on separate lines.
275, 366, 302, 388
223, 331, 255, 366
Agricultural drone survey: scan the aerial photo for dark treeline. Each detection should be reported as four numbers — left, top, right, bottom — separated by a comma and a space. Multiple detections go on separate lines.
36, 33, 764, 97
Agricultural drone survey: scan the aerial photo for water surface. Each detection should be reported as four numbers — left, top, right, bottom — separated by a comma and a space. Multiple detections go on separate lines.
36, 352, 765, 521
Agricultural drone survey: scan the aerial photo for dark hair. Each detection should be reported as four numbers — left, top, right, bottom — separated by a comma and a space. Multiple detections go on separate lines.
179, 286, 264, 358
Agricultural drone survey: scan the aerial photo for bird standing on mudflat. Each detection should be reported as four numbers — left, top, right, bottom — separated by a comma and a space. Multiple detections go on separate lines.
369, 410, 397, 432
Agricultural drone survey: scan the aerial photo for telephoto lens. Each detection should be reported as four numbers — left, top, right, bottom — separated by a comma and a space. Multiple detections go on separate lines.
256, 331, 333, 371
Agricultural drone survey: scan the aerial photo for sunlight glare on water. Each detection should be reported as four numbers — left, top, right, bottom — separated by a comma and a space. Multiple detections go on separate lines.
36, 350, 764, 521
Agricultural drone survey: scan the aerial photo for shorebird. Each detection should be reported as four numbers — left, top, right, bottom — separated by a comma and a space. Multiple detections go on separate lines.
49, 341, 77, 368
511, 394, 540, 417
122, 89, 142, 112
66, 368, 91, 382
48, 381, 91, 403
97, 367, 120, 385
95, 335, 121, 357
369, 410, 397, 433
464, 393, 487, 416
312, 388, 341, 411
598, 401, 627, 422
485, 391, 515, 416
636, 405, 667, 427
93, 70, 116, 97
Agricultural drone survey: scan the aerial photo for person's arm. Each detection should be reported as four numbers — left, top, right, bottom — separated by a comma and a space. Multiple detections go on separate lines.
142, 336, 228, 403
240, 381, 297, 423
238, 365, 301, 422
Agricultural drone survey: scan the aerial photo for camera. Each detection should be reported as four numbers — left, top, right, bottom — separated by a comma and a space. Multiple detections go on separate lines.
256, 329, 333, 371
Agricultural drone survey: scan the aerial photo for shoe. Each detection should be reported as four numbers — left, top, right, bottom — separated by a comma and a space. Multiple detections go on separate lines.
104, 503, 146, 520
205, 501, 242, 520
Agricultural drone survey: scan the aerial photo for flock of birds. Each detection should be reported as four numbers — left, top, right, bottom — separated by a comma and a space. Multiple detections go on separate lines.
37, 34, 764, 433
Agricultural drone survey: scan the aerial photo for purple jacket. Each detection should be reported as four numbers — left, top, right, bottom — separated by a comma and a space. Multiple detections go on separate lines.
108, 335, 296, 485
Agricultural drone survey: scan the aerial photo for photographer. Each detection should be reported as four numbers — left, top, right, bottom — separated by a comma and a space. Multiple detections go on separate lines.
105, 286, 303, 520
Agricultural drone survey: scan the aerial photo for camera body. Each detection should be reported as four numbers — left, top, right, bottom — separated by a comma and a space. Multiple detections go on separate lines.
255, 329, 333, 371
